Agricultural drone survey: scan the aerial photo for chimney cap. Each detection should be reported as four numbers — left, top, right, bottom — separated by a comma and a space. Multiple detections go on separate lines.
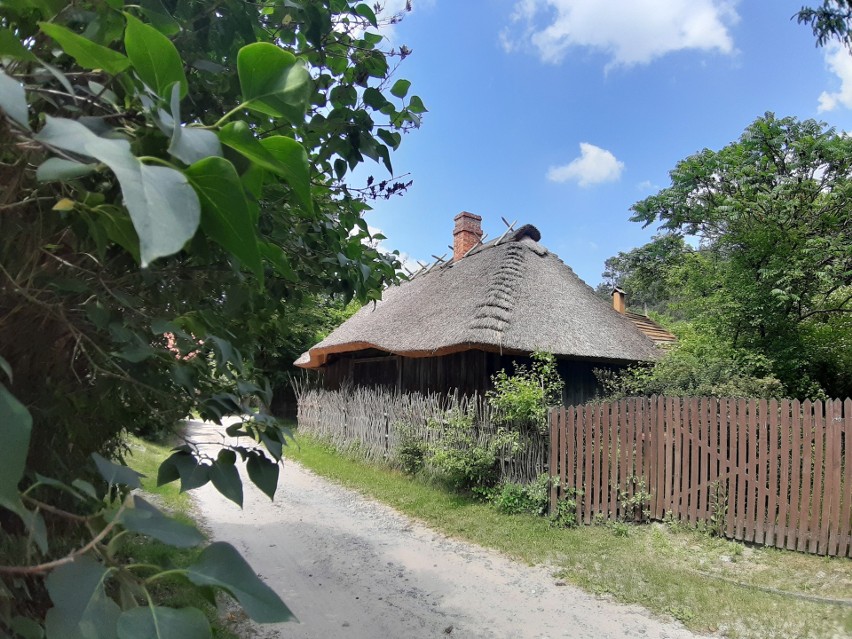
611, 286, 626, 296
454, 211, 482, 221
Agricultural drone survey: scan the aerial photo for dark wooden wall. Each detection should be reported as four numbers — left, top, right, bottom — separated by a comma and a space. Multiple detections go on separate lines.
318, 349, 618, 405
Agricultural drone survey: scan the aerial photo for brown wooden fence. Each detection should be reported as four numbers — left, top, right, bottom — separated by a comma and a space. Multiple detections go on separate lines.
549, 396, 852, 557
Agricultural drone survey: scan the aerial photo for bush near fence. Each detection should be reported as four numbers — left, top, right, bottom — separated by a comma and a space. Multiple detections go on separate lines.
549, 395, 852, 557
296, 386, 548, 484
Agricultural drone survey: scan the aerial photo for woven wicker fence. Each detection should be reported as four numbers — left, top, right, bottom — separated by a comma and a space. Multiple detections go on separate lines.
296, 386, 548, 483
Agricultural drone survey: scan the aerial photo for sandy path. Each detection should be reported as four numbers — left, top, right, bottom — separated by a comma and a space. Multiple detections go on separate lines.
187, 421, 699, 639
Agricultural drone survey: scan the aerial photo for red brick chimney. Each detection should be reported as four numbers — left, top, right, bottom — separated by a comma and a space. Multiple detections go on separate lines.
453, 211, 483, 261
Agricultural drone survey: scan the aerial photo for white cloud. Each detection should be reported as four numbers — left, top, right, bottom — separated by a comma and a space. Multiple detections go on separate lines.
547, 143, 624, 187
501, 0, 738, 68
818, 43, 852, 112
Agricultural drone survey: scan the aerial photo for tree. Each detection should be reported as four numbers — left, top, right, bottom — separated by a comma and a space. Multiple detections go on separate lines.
0, 0, 425, 634
630, 113, 852, 398
797, 1, 852, 49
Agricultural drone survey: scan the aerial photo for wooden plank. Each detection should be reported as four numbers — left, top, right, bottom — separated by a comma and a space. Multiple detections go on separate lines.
664, 397, 675, 515
708, 397, 720, 523
697, 397, 709, 521
776, 399, 791, 550
610, 400, 621, 521
688, 397, 700, 526
601, 401, 611, 519
634, 398, 645, 518
619, 399, 630, 519
626, 398, 638, 519
653, 396, 665, 520
797, 400, 814, 552
808, 400, 826, 553
809, 401, 826, 554
559, 407, 568, 500
744, 398, 756, 542
733, 398, 746, 541
583, 403, 594, 524
592, 403, 602, 517
549, 408, 559, 514
571, 406, 583, 525
755, 399, 768, 545
722, 398, 736, 539
824, 400, 841, 556
671, 398, 683, 521
765, 398, 780, 548
787, 399, 802, 550
840, 399, 852, 557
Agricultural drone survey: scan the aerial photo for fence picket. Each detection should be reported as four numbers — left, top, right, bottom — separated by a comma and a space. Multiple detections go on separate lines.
824, 400, 841, 556
797, 400, 814, 552
840, 399, 852, 557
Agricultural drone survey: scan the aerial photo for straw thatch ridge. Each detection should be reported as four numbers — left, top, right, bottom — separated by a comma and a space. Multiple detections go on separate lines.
296, 226, 662, 368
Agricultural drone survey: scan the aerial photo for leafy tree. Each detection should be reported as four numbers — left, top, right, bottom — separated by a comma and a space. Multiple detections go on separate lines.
0, 0, 425, 634
597, 234, 693, 315
629, 113, 852, 398
797, 1, 852, 48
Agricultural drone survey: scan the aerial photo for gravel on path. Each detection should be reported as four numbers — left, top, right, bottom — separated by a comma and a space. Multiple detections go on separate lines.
187, 421, 700, 639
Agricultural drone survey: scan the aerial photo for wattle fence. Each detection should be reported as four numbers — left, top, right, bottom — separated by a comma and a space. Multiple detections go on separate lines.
297, 387, 548, 483
549, 396, 852, 557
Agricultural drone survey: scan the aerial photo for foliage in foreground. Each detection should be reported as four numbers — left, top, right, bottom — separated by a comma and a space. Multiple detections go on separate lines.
0, 0, 424, 635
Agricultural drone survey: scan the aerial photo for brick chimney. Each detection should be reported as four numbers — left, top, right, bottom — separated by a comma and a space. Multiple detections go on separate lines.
453, 211, 483, 261
612, 287, 626, 314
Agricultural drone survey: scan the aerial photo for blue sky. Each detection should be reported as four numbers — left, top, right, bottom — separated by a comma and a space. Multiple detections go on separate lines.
354, 1, 852, 286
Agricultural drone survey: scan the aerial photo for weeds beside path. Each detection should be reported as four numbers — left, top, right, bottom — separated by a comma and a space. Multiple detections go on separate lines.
288, 434, 852, 639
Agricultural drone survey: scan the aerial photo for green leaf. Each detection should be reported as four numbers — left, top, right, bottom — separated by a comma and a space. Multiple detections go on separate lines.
9, 616, 44, 639
259, 136, 313, 213
158, 451, 210, 492
35, 117, 200, 266
354, 3, 378, 27
219, 121, 288, 174
37, 158, 98, 181
39, 22, 130, 75
185, 157, 262, 280
0, 28, 37, 61
165, 83, 222, 165
362, 87, 388, 110
407, 95, 427, 113
390, 79, 411, 99
124, 12, 187, 98
209, 457, 242, 507
117, 606, 211, 639
186, 542, 294, 623
0, 384, 32, 511
236, 42, 311, 121
120, 496, 205, 547
376, 128, 401, 150
0, 69, 30, 130
246, 453, 279, 501
44, 556, 121, 639
92, 452, 143, 489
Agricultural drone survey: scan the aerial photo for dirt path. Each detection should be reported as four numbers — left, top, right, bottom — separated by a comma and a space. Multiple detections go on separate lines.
187, 421, 699, 639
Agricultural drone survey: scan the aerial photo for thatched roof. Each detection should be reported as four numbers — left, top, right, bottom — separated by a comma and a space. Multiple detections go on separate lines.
296, 226, 662, 368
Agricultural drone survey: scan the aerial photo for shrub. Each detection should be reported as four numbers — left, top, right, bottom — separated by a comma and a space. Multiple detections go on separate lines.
426, 407, 519, 493
487, 351, 564, 433
395, 422, 427, 475
490, 475, 551, 516
550, 491, 580, 528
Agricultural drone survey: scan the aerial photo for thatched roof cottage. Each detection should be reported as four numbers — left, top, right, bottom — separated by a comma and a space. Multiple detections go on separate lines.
296, 213, 674, 405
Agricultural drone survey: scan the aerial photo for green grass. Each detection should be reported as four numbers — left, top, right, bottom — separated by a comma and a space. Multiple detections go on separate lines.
124, 435, 239, 639
286, 434, 852, 639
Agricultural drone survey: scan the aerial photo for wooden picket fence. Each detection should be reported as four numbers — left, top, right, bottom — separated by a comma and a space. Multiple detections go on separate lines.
549, 396, 852, 557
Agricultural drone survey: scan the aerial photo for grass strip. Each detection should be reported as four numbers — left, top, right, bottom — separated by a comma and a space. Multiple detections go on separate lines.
286, 434, 852, 639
